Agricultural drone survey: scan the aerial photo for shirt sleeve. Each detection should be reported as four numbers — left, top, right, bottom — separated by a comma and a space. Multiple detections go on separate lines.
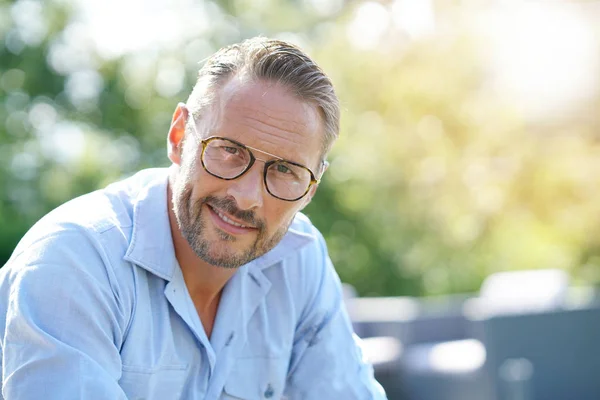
0, 230, 130, 399
284, 230, 388, 400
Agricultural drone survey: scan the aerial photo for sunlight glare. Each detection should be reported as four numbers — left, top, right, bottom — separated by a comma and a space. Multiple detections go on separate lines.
347, 2, 390, 50
73, 0, 213, 60
391, 0, 435, 39
485, 3, 598, 119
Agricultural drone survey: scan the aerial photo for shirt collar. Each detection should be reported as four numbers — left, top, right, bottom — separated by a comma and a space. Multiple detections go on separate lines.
123, 169, 317, 281
250, 216, 316, 270
123, 169, 178, 281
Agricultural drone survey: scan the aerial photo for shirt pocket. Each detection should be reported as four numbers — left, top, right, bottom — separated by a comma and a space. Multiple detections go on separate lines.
119, 364, 188, 400
221, 356, 288, 400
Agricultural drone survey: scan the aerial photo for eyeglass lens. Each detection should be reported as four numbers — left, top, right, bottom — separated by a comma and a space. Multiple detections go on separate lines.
202, 138, 312, 200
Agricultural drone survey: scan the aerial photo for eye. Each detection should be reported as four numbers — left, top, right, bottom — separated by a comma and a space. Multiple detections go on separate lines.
276, 163, 291, 174
223, 146, 239, 155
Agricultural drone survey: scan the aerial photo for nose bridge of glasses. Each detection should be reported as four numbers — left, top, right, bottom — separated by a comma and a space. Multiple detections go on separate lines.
245, 143, 283, 166
252, 155, 270, 165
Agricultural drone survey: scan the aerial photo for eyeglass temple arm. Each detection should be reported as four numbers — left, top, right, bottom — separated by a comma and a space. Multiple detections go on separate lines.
315, 160, 329, 183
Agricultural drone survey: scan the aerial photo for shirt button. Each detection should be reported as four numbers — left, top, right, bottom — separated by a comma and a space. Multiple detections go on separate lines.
264, 384, 274, 398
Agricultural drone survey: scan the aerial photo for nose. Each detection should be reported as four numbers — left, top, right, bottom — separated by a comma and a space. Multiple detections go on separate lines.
226, 162, 264, 210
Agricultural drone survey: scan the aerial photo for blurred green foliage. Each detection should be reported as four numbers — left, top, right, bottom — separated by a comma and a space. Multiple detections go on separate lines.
2, 0, 600, 296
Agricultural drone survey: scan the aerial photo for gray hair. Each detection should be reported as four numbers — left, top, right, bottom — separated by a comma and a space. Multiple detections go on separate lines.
186, 37, 340, 161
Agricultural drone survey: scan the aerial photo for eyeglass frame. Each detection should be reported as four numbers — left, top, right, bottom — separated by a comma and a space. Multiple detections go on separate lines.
188, 116, 327, 202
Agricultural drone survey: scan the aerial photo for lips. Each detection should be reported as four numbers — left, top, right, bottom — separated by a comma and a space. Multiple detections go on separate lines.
207, 204, 257, 235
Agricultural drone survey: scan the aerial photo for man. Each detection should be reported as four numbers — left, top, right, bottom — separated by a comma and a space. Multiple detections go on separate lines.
0, 37, 386, 399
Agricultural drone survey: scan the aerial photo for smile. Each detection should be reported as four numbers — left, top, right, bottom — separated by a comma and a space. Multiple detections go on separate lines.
207, 205, 257, 234
215, 208, 250, 228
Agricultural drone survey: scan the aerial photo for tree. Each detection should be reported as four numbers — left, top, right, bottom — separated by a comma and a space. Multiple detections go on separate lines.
3, 0, 600, 296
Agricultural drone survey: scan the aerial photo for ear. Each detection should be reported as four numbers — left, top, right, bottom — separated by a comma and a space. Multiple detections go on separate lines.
167, 103, 189, 165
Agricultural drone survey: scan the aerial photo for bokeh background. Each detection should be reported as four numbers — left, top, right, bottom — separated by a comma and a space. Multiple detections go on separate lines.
2, 0, 600, 298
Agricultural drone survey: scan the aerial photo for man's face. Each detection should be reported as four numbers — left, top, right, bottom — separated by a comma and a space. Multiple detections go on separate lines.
170, 77, 323, 268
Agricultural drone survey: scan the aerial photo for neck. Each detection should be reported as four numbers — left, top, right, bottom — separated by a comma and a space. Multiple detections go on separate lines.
166, 177, 237, 313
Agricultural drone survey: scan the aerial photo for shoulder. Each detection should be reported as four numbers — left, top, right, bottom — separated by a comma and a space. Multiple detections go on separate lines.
2, 168, 168, 300
288, 212, 330, 270
261, 212, 338, 309
7, 168, 167, 263
262, 212, 330, 279
287, 212, 329, 259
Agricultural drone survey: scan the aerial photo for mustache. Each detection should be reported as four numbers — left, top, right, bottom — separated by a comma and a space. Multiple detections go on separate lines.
201, 195, 263, 229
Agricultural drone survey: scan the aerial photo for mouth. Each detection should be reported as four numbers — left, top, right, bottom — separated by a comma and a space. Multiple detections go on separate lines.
206, 204, 258, 235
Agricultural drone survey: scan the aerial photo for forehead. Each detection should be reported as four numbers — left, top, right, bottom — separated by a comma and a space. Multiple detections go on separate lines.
206, 77, 323, 168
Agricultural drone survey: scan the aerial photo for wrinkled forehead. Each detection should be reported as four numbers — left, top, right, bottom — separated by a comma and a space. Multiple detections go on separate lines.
222, 76, 322, 130
204, 77, 325, 169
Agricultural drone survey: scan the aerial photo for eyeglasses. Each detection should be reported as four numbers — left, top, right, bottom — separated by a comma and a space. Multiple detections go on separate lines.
197, 136, 322, 201
187, 115, 324, 201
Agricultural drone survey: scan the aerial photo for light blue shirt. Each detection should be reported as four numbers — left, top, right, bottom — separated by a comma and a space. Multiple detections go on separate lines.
0, 168, 386, 399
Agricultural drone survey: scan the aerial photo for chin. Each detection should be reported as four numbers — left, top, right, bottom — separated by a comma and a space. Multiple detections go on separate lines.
191, 234, 260, 269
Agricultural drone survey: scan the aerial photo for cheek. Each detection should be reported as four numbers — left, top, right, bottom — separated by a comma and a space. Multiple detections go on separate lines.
181, 159, 223, 199
180, 140, 213, 184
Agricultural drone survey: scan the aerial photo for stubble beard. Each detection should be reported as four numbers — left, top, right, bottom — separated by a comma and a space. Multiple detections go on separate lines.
172, 182, 291, 269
